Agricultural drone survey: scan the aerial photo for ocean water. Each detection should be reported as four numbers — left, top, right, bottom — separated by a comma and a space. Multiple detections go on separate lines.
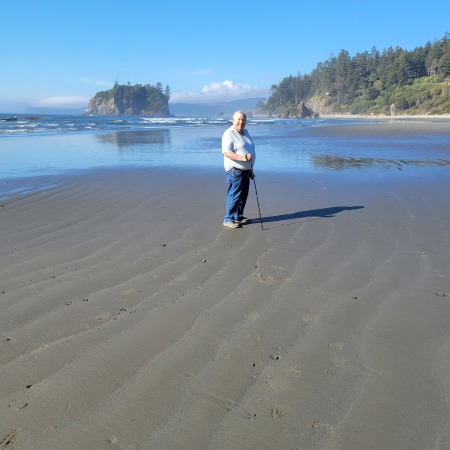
1, 113, 450, 196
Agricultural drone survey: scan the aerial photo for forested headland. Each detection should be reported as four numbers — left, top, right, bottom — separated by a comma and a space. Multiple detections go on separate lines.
262, 33, 450, 117
84, 82, 171, 116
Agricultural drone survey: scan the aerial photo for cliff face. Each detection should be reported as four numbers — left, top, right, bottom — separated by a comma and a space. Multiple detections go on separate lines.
278, 100, 316, 118
85, 97, 121, 115
84, 84, 170, 116
305, 93, 339, 116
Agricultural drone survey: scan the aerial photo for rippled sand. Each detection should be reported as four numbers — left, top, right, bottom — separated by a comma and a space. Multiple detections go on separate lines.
1, 167, 450, 449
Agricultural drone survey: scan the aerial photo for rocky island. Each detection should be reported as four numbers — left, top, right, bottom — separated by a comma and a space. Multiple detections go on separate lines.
84, 82, 170, 116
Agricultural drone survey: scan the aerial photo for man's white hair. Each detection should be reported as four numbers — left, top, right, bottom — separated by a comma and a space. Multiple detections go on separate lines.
233, 110, 246, 119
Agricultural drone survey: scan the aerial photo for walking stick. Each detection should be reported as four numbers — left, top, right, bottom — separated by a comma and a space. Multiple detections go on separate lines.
250, 159, 263, 230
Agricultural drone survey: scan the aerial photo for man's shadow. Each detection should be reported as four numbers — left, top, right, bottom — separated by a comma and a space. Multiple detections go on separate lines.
254, 206, 364, 229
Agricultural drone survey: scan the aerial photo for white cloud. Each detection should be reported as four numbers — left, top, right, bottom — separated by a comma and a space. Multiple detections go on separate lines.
170, 80, 269, 104
81, 78, 112, 86
31, 96, 90, 108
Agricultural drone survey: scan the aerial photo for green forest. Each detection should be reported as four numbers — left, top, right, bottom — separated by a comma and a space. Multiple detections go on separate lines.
95, 82, 171, 116
263, 33, 450, 116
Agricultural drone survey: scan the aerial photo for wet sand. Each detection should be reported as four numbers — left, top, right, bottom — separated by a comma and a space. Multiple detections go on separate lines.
1, 162, 450, 449
312, 115, 450, 137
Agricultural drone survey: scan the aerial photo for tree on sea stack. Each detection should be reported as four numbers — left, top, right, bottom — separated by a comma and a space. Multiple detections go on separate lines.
84, 82, 171, 116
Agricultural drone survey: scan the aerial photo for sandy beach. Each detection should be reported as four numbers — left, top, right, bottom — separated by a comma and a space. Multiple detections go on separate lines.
1, 160, 450, 450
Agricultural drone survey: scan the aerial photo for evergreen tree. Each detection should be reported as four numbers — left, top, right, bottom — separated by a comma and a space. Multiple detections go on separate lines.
164, 85, 171, 101
264, 33, 450, 116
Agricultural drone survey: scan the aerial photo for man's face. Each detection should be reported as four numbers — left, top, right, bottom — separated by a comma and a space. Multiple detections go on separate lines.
233, 113, 246, 133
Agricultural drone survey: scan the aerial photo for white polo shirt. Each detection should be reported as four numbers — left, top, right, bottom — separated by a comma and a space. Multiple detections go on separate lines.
222, 125, 256, 172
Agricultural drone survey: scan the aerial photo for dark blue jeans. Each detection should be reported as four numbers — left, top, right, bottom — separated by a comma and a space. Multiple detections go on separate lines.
224, 168, 250, 222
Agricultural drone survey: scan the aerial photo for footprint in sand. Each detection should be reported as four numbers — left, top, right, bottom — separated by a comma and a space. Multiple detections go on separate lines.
0, 429, 21, 447
327, 341, 346, 368
8, 397, 29, 410
287, 364, 301, 377
271, 405, 288, 421
260, 363, 301, 393
209, 337, 221, 350
270, 265, 285, 270
239, 287, 252, 297
267, 376, 290, 392
243, 311, 260, 323
312, 420, 335, 437
119, 287, 136, 296
254, 273, 291, 284
327, 341, 344, 350
108, 435, 118, 444
213, 348, 231, 361
302, 312, 319, 323
329, 353, 346, 368
93, 312, 111, 322
79, 312, 111, 329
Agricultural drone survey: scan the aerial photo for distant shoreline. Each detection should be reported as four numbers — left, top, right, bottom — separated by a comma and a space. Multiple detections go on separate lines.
319, 113, 450, 120
2, 112, 450, 121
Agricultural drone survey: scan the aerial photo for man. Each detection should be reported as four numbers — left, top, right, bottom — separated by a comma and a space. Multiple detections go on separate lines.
222, 111, 256, 229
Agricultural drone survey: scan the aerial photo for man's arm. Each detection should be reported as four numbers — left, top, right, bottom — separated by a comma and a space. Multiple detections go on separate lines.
223, 151, 252, 162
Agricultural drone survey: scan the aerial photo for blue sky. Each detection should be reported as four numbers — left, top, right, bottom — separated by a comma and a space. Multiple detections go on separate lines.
1, 0, 449, 113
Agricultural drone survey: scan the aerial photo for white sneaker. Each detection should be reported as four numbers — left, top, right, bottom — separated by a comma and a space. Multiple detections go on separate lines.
236, 217, 250, 224
223, 221, 240, 229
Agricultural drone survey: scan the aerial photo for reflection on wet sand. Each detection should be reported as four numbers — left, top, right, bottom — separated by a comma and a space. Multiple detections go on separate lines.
303, 118, 450, 138
95, 129, 170, 148
312, 154, 450, 170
